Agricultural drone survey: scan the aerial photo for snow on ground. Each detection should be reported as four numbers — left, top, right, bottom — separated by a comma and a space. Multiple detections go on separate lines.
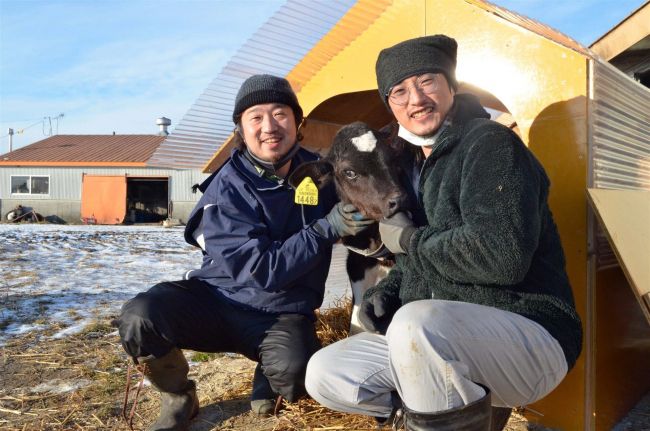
30, 378, 93, 394
0, 224, 350, 345
0, 224, 199, 344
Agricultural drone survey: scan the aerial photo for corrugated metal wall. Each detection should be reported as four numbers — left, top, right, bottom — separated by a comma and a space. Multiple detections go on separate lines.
590, 58, 650, 268
0, 167, 208, 201
323, 244, 352, 309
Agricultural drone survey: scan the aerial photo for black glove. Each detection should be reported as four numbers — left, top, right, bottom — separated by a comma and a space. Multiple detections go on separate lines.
358, 291, 401, 335
379, 212, 416, 254
326, 203, 375, 238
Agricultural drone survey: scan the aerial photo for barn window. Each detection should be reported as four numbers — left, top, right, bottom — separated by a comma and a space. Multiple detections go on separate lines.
10, 175, 50, 195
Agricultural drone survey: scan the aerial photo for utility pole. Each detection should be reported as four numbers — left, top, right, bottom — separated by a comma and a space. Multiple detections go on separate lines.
8, 128, 13, 153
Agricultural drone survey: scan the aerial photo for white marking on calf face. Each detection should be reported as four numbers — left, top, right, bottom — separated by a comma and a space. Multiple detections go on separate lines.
351, 131, 377, 152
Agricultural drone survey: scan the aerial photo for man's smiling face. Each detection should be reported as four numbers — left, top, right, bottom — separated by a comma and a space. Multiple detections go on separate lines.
388, 73, 455, 137
240, 103, 297, 163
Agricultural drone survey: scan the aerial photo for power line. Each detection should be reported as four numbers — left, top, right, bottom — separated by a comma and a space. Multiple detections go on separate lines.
14, 119, 44, 135
1, 113, 66, 146
3, 113, 65, 136
0, 117, 44, 124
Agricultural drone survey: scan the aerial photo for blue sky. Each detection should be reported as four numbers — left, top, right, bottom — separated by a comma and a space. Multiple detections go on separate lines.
0, 0, 644, 152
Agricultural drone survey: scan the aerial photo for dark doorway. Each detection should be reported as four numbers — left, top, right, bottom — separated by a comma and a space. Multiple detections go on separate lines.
126, 177, 169, 223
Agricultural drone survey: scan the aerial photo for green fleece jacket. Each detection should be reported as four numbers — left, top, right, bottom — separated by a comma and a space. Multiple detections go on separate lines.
366, 94, 583, 370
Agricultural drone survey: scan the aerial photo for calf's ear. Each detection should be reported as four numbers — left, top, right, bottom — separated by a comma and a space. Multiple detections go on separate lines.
288, 161, 333, 190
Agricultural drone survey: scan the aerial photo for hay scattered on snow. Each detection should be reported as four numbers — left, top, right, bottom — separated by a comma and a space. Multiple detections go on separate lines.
315, 297, 353, 348
0, 301, 539, 430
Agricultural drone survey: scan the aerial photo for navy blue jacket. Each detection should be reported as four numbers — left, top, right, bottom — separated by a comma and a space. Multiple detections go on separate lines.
184, 148, 339, 316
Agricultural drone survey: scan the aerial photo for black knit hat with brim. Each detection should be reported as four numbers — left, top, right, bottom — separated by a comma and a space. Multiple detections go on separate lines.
376, 34, 458, 108
232, 74, 303, 124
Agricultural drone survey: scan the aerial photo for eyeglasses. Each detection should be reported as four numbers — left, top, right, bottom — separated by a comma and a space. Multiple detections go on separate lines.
386, 73, 443, 106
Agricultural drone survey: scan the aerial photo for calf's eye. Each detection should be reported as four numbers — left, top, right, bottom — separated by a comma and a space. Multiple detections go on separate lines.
343, 170, 358, 180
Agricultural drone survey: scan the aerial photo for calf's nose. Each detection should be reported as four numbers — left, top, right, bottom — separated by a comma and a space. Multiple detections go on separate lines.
385, 193, 408, 218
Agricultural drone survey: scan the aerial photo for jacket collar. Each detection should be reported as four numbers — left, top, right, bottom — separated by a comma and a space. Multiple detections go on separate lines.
230, 147, 314, 191
196, 147, 315, 193
425, 93, 490, 160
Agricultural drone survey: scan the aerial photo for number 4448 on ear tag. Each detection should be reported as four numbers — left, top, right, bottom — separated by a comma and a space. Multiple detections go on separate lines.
295, 177, 319, 206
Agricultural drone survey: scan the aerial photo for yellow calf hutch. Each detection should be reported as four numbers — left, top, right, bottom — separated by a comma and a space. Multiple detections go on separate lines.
182, 1, 650, 429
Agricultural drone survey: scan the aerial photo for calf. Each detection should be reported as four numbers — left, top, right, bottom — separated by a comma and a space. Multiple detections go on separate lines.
289, 122, 411, 334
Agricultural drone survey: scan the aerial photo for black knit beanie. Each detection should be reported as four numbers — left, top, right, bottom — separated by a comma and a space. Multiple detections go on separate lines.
232, 74, 303, 124
376, 34, 458, 108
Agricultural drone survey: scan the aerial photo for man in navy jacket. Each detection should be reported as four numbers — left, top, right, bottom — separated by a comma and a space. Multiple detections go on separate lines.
116, 74, 373, 430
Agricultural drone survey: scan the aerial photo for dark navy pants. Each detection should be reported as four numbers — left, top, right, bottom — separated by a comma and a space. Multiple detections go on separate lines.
116, 279, 320, 402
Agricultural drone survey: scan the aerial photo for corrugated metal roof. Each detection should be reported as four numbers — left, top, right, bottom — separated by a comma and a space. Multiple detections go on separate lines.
148, 0, 598, 170
287, 0, 390, 93
0, 135, 165, 166
147, 0, 357, 169
202, 0, 391, 173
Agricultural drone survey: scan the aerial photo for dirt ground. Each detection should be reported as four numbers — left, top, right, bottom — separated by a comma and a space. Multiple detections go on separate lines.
0, 305, 539, 431
1, 308, 648, 430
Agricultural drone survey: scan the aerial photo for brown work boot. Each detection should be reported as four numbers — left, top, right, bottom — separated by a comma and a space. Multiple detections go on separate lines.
138, 348, 199, 431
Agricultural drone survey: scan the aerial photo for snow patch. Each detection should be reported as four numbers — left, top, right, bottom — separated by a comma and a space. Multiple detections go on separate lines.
0, 224, 350, 345
31, 378, 92, 394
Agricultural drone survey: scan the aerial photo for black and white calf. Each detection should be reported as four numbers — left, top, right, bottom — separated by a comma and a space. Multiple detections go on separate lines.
289, 122, 411, 334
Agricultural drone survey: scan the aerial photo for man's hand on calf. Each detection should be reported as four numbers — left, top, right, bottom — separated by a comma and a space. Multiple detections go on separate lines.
326, 203, 375, 238
358, 291, 401, 335
379, 212, 416, 254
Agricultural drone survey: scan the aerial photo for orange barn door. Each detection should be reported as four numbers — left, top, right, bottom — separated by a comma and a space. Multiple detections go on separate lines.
81, 175, 127, 224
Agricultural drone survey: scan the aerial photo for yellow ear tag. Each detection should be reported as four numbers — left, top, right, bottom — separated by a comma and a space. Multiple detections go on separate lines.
294, 177, 319, 206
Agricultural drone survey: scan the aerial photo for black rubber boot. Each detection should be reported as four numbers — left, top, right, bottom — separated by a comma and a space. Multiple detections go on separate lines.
490, 407, 512, 431
250, 363, 277, 416
401, 384, 492, 431
138, 348, 199, 431
374, 391, 402, 429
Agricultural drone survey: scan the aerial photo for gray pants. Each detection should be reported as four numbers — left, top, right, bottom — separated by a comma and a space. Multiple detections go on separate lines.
305, 300, 567, 416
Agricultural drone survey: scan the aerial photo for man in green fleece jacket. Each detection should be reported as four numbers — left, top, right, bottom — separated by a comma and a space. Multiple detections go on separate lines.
305, 35, 583, 430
